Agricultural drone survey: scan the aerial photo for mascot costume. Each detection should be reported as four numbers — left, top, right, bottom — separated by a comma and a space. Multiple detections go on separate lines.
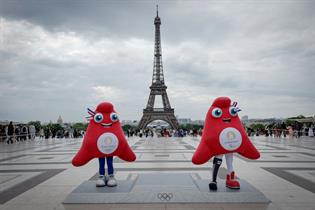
72, 102, 136, 187
192, 97, 260, 190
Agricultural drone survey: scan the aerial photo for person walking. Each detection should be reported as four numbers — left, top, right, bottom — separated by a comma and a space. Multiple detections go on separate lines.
39, 128, 44, 139
15, 126, 20, 142
20, 126, 28, 141
281, 122, 287, 137
7, 121, 14, 144
309, 124, 314, 137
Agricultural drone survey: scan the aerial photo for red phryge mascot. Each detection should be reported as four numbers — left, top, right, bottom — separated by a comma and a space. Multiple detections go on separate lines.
192, 97, 260, 191
72, 102, 136, 187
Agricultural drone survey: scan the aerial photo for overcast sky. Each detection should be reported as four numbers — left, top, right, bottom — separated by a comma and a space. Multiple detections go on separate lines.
0, 0, 314, 123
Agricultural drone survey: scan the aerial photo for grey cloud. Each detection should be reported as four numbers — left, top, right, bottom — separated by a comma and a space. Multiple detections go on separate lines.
0, 0, 314, 122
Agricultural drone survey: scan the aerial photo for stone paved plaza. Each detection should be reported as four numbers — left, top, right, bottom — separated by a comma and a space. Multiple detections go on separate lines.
0, 135, 315, 210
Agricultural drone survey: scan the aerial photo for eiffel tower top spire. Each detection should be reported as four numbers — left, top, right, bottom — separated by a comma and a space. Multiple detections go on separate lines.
155, 5, 160, 23
152, 4, 164, 85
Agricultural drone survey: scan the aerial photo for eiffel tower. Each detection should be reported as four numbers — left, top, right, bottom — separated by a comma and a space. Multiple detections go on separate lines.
138, 6, 179, 130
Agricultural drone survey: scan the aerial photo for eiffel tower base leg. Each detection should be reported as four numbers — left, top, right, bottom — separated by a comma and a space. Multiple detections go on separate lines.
138, 111, 179, 130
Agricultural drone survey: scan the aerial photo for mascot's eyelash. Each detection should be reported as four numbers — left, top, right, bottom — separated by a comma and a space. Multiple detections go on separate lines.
232, 102, 242, 112
86, 108, 95, 120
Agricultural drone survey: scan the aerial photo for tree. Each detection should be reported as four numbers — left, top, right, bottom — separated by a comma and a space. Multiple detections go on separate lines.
285, 119, 294, 126
122, 124, 137, 132
50, 123, 64, 135
249, 123, 265, 131
288, 115, 305, 119
28, 121, 41, 132
179, 124, 203, 130
72, 122, 88, 131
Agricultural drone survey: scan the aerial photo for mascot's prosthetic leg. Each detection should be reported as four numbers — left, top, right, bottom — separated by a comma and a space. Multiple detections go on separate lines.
210, 153, 238, 190
72, 102, 136, 187
192, 97, 260, 191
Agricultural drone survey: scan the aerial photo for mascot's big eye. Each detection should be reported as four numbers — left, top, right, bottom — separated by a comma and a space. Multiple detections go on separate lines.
229, 107, 238, 117
110, 112, 119, 122
212, 108, 222, 118
94, 113, 103, 123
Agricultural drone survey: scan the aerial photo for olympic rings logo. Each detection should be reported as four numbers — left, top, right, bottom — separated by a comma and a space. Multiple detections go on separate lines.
157, 192, 173, 201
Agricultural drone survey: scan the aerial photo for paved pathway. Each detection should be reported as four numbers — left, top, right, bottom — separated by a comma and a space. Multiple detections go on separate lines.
0, 135, 314, 210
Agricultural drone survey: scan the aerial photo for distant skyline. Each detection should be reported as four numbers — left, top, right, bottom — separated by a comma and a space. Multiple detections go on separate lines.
0, 0, 314, 123
0, 115, 303, 125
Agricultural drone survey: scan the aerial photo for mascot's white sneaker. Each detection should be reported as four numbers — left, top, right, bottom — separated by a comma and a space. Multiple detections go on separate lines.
107, 174, 117, 187
96, 175, 106, 187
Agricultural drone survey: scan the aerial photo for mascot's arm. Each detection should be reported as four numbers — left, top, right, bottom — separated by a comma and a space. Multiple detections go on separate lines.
238, 135, 260, 160
118, 142, 136, 162
72, 147, 94, 167
192, 142, 214, 165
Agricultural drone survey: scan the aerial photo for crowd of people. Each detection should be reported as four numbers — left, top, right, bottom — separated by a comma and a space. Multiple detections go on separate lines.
0, 121, 84, 144
246, 122, 314, 138
38, 127, 83, 140
1, 121, 36, 144
125, 127, 203, 138
1, 120, 314, 145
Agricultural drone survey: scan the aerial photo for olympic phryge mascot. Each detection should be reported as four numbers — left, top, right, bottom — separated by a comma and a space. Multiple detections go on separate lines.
192, 96, 260, 190
72, 102, 136, 187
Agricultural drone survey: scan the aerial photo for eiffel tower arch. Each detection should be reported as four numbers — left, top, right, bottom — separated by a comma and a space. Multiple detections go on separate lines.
138, 6, 179, 130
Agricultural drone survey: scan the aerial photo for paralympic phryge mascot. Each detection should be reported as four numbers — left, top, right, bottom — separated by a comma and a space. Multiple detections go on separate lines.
192, 96, 260, 190
72, 102, 136, 187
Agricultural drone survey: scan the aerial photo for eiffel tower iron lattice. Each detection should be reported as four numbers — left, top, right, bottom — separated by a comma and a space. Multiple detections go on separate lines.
138, 6, 179, 130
